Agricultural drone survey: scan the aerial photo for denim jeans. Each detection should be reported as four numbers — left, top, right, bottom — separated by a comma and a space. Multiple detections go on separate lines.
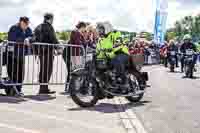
110, 54, 129, 74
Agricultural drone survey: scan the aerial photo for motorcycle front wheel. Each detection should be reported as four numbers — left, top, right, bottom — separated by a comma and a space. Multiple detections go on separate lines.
125, 75, 145, 103
69, 72, 99, 107
185, 65, 193, 78
126, 93, 144, 103
170, 65, 175, 72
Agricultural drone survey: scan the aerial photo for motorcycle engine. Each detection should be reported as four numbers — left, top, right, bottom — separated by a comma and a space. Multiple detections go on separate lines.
106, 70, 129, 87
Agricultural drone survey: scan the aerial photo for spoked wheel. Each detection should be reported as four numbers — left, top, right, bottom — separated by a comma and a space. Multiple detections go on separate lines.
170, 65, 175, 72
125, 75, 145, 103
70, 72, 99, 107
5, 86, 17, 96
185, 66, 191, 78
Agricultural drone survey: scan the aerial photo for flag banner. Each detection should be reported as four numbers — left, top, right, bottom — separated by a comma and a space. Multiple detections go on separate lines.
154, 0, 168, 45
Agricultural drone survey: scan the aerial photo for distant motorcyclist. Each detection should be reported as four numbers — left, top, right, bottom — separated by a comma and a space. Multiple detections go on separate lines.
167, 40, 179, 67
180, 34, 197, 72
96, 22, 145, 88
160, 41, 168, 67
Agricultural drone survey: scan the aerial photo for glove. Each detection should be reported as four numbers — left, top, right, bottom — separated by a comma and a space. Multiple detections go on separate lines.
55, 46, 64, 55
24, 38, 31, 46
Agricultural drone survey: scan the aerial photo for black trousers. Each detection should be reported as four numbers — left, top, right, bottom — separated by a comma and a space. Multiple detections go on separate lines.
62, 48, 71, 82
39, 52, 54, 91
168, 55, 179, 67
175, 56, 179, 67
7, 55, 25, 92
111, 54, 144, 84
164, 57, 168, 67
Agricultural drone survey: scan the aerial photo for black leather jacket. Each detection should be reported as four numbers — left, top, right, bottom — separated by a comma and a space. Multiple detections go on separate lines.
32, 22, 59, 54
180, 42, 197, 53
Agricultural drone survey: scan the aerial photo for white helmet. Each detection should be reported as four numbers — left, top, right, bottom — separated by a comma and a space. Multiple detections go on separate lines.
183, 34, 192, 40
96, 21, 114, 35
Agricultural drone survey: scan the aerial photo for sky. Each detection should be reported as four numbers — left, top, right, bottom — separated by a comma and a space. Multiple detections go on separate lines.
0, 0, 200, 32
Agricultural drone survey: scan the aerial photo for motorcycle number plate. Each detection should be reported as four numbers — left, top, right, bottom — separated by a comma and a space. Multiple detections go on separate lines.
170, 51, 176, 56
186, 50, 193, 55
172, 58, 176, 61
7, 46, 14, 52
188, 57, 193, 60
87, 54, 93, 61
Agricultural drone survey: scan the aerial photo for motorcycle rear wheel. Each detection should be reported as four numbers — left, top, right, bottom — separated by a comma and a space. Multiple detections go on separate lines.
126, 93, 144, 103
70, 73, 99, 108
185, 65, 193, 78
5, 87, 17, 96
170, 65, 175, 72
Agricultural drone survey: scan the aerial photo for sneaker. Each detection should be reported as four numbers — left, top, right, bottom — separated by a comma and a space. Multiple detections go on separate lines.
181, 68, 184, 73
38, 90, 56, 95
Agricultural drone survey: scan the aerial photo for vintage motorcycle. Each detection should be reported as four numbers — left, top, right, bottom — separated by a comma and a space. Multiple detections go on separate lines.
69, 46, 149, 107
183, 49, 197, 78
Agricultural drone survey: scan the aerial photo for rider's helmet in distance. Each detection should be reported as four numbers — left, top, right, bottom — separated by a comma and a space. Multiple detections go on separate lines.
183, 34, 192, 41
169, 39, 175, 46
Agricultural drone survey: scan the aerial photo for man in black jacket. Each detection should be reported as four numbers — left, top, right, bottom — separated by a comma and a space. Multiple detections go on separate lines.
33, 13, 59, 94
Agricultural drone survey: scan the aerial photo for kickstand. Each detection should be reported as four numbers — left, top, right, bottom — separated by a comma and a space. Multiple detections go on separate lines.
65, 75, 72, 93
65, 83, 70, 93
13, 86, 24, 97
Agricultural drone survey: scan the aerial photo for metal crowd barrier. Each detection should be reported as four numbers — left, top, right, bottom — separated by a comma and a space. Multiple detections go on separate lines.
0, 41, 86, 87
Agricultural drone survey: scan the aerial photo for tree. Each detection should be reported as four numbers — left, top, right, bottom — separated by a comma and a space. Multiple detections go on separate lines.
139, 32, 153, 41
56, 31, 70, 41
165, 31, 176, 41
170, 14, 200, 41
0, 32, 8, 41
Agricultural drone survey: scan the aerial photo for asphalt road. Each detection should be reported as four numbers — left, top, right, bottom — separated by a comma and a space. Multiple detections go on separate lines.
0, 55, 127, 133
130, 65, 200, 133
0, 88, 129, 133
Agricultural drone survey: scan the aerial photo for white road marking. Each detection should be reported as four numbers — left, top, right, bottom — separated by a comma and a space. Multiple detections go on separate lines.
0, 123, 42, 133
114, 98, 148, 133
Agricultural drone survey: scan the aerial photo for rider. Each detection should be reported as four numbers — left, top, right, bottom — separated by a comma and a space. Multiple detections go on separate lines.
167, 40, 179, 67
160, 41, 168, 67
96, 22, 145, 88
180, 34, 197, 72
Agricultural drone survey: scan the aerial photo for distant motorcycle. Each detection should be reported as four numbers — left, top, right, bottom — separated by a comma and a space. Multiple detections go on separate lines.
183, 49, 197, 78
168, 51, 177, 72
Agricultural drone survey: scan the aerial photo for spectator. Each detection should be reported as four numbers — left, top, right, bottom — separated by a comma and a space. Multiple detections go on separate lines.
7, 16, 32, 94
33, 13, 58, 94
129, 40, 140, 55
85, 25, 98, 48
144, 42, 150, 65
63, 22, 87, 87
138, 40, 145, 54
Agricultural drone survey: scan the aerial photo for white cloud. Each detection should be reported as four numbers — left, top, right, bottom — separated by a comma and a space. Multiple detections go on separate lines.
0, 0, 200, 32
167, 1, 200, 28
28, 0, 155, 32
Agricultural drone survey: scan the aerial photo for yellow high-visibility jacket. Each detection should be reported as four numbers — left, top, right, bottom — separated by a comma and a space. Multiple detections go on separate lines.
96, 31, 129, 59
